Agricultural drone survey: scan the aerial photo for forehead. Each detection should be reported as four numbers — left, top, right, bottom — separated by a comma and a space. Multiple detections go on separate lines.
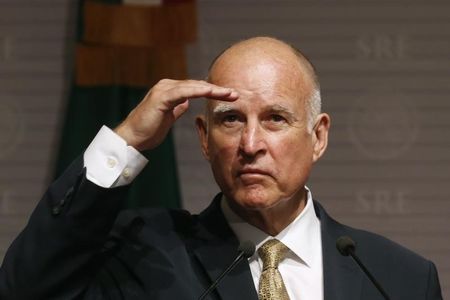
208, 38, 313, 87
207, 58, 310, 116
207, 40, 314, 112
211, 54, 305, 91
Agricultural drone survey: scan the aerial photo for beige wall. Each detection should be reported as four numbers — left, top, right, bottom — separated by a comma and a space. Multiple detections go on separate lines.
0, 0, 77, 256
178, 0, 450, 296
0, 0, 449, 297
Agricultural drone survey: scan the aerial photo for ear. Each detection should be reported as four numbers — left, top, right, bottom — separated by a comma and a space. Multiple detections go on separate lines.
195, 115, 210, 161
311, 113, 331, 163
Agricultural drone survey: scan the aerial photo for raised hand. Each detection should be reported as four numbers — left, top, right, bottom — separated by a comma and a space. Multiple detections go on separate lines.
115, 79, 239, 151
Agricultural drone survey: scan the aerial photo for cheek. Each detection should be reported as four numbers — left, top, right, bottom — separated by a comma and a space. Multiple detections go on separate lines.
208, 141, 239, 192
271, 133, 314, 174
208, 135, 239, 171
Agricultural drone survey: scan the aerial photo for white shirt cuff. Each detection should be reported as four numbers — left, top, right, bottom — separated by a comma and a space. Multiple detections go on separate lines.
83, 125, 148, 188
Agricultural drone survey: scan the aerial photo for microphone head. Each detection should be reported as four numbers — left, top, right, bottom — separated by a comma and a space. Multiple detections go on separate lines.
336, 236, 356, 256
238, 241, 256, 258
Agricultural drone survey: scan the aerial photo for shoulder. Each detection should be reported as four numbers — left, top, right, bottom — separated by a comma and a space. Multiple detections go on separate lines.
315, 200, 428, 260
347, 225, 431, 270
342, 224, 442, 298
315, 200, 434, 274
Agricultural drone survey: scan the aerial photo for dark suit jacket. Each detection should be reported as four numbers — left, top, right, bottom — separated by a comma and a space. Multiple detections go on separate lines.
0, 158, 443, 299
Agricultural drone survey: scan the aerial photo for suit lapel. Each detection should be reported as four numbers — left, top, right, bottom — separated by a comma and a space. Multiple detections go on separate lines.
192, 197, 363, 300
314, 201, 363, 300
193, 195, 258, 300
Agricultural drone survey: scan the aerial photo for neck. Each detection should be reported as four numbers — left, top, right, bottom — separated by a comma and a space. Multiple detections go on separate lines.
229, 188, 307, 236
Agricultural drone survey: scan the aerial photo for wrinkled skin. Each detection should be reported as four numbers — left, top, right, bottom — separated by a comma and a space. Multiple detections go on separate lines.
196, 38, 330, 235
116, 37, 330, 235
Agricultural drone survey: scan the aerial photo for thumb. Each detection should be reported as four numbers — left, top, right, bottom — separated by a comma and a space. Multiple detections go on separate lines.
173, 99, 190, 120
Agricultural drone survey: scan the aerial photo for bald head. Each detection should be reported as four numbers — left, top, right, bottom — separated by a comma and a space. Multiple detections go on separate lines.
207, 37, 321, 131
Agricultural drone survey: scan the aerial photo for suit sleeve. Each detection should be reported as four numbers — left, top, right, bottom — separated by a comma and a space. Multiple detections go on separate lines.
426, 261, 443, 300
0, 157, 129, 300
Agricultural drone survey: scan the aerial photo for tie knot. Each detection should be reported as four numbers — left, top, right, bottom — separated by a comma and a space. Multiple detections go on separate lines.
258, 239, 289, 270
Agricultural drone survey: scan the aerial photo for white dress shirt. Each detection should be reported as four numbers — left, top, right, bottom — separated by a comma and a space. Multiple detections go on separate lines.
83, 126, 324, 299
221, 190, 324, 300
83, 125, 148, 188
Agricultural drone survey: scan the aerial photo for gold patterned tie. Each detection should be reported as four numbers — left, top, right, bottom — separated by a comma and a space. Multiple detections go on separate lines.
258, 239, 290, 300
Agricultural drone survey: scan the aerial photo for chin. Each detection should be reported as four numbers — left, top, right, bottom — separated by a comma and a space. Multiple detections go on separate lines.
232, 189, 277, 210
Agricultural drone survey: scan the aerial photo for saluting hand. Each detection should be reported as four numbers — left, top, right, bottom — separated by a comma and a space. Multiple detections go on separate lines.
115, 79, 239, 151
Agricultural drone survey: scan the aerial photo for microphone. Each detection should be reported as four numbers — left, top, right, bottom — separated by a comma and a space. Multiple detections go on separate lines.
198, 241, 255, 300
336, 236, 391, 300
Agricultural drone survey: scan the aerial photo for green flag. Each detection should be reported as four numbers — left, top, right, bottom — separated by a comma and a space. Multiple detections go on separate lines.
54, 86, 181, 209
54, 0, 197, 209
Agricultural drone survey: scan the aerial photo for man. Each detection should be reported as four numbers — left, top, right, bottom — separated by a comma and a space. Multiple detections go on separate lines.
0, 37, 442, 299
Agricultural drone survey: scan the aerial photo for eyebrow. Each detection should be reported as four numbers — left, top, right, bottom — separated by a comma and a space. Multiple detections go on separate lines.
211, 103, 298, 120
269, 104, 293, 114
212, 104, 235, 115
267, 104, 298, 121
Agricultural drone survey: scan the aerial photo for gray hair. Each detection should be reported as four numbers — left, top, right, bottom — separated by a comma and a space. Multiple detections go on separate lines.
306, 86, 322, 133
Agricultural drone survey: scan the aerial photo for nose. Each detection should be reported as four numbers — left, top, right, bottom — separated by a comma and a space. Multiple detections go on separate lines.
239, 120, 266, 158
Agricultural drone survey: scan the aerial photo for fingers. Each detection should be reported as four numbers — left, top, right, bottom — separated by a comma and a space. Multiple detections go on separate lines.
158, 78, 235, 96
173, 100, 189, 120
117, 79, 238, 151
154, 79, 239, 111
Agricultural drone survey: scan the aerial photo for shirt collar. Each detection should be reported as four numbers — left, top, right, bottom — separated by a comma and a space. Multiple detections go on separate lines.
221, 187, 321, 268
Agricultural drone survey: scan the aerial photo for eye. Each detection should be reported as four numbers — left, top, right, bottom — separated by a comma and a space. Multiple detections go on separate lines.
223, 114, 239, 123
269, 114, 286, 123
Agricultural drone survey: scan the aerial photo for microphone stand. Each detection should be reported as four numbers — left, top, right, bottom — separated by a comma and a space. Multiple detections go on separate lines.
198, 252, 245, 300
347, 247, 391, 300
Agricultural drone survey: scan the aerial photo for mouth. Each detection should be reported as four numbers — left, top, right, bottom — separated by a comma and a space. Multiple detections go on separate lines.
237, 168, 271, 179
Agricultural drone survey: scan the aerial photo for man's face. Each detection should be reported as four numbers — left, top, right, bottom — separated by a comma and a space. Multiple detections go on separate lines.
197, 51, 324, 214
